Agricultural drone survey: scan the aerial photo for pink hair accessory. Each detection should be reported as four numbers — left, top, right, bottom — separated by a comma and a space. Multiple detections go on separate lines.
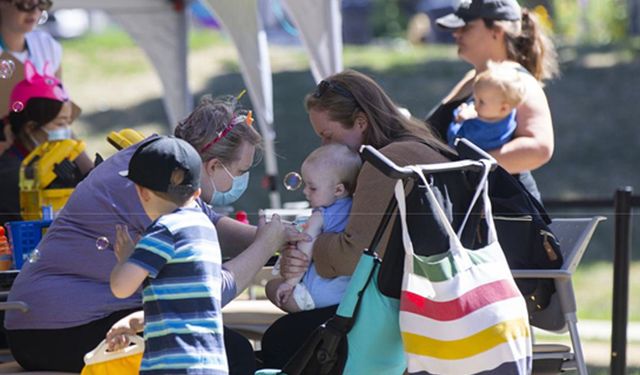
9, 60, 69, 113
199, 110, 253, 153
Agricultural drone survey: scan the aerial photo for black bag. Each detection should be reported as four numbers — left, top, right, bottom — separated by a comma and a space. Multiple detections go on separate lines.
455, 138, 562, 312
281, 317, 349, 375
488, 167, 562, 313
378, 141, 562, 313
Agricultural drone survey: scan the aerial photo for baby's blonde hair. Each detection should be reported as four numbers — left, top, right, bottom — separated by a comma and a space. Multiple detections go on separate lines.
474, 61, 527, 107
303, 144, 362, 195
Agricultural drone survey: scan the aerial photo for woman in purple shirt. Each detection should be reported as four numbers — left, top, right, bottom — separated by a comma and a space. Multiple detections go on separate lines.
4, 95, 306, 373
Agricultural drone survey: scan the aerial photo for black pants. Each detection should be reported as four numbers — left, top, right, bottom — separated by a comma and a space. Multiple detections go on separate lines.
260, 305, 337, 369
7, 309, 256, 374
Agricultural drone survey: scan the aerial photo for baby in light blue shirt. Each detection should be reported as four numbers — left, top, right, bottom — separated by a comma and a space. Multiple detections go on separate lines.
266, 144, 361, 312
447, 61, 527, 151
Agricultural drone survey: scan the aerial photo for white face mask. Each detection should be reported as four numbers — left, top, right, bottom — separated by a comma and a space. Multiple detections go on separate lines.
46, 127, 72, 141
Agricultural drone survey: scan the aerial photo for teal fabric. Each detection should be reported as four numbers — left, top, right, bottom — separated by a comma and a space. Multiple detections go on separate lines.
342, 254, 406, 375
254, 252, 406, 375
335, 253, 376, 318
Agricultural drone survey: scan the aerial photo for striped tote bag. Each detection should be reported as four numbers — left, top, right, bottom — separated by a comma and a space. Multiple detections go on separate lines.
394, 162, 532, 374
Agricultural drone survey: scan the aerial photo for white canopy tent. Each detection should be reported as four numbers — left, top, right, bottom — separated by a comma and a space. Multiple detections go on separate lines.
53, 0, 343, 208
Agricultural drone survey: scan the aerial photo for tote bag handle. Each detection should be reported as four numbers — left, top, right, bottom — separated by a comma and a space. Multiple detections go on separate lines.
84, 334, 145, 365
393, 160, 495, 276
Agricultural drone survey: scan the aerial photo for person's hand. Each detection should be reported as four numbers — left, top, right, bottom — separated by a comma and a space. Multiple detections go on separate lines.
283, 221, 313, 244
106, 314, 142, 351
279, 246, 310, 279
106, 327, 133, 352
114, 224, 135, 263
254, 213, 289, 255
255, 212, 311, 256
275, 282, 294, 307
455, 102, 478, 123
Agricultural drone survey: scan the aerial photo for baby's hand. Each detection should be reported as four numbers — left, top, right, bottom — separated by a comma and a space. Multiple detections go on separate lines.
114, 224, 135, 263
276, 283, 295, 307
455, 102, 478, 123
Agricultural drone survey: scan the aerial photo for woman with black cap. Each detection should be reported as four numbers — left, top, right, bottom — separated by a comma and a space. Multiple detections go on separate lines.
427, 0, 559, 200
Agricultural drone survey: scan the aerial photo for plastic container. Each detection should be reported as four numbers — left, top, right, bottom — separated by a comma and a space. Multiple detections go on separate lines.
0, 227, 13, 271
5, 219, 52, 269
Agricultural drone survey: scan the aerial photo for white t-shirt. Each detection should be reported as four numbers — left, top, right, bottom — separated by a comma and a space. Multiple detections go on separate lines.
0, 30, 62, 73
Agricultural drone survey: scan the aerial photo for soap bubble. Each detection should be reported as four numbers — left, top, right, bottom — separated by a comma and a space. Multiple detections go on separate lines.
0, 59, 15, 79
283, 172, 302, 191
11, 101, 24, 112
28, 249, 41, 264
38, 10, 48, 25
96, 236, 110, 251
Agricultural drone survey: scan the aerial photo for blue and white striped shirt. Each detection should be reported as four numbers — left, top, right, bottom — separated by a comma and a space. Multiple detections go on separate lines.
128, 206, 227, 374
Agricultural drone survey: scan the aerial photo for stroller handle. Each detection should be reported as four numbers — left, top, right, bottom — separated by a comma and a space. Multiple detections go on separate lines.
359, 140, 496, 179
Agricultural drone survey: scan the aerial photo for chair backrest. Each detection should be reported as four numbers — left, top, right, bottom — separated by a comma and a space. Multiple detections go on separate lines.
551, 217, 606, 273
526, 217, 605, 332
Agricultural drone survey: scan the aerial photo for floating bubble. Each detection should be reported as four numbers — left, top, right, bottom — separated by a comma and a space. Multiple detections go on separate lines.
96, 236, 110, 251
283, 171, 302, 191
28, 249, 41, 264
38, 10, 48, 25
11, 101, 24, 112
0, 59, 15, 79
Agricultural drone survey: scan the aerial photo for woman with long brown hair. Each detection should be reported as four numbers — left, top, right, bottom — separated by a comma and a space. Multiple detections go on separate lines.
261, 69, 456, 368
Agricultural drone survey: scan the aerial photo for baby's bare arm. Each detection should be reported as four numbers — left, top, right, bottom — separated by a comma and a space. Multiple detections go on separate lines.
286, 211, 323, 287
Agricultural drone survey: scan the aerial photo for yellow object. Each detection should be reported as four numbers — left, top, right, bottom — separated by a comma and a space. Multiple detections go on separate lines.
533, 5, 553, 32
81, 335, 144, 375
19, 139, 85, 220
107, 128, 145, 151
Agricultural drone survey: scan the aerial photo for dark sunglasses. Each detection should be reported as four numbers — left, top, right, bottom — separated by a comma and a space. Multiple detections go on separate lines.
313, 80, 356, 100
11, 0, 52, 12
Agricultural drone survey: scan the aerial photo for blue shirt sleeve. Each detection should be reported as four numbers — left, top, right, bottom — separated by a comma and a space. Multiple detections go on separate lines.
127, 224, 175, 279
197, 198, 222, 225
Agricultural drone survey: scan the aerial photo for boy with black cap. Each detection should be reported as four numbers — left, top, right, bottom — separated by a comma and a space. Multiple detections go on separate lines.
109, 135, 230, 374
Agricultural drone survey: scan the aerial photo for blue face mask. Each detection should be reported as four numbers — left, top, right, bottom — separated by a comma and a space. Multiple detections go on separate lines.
209, 164, 250, 206
46, 127, 72, 141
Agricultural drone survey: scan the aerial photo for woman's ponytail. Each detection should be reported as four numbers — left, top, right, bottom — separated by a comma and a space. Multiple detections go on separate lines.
499, 8, 559, 81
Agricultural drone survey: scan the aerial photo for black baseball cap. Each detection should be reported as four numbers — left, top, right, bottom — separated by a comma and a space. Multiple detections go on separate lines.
120, 136, 201, 194
436, 0, 522, 29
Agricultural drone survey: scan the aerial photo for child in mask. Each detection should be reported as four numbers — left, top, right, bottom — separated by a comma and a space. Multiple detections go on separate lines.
266, 144, 361, 312
0, 60, 92, 224
447, 61, 527, 151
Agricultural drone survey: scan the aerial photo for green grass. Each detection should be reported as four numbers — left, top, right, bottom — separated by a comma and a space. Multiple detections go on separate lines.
189, 28, 227, 51
60, 28, 230, 77
574, 262, 640, 321
343, 42, 458, 71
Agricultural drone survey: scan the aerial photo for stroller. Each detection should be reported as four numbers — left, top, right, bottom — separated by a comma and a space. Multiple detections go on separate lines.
259, 139, 559, 375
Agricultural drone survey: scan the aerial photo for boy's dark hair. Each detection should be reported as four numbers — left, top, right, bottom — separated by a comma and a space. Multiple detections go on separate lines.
152, 168, 198, 206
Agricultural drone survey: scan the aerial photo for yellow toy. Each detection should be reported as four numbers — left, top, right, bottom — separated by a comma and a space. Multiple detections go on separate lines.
107, 128, 145, 151
19, 139, 86, 220
18, 129, 146, 220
